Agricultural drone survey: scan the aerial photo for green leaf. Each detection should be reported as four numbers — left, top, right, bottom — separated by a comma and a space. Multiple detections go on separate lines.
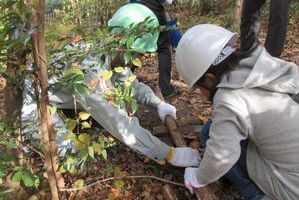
63, 131, 74, 141
74, 139, 86, 150
130, 87, 136, 97
78, 112, 91, 120
88, 146, 94, 159
114, 66, 125, 73
74, 179, 85, 188
78, 133, 91, 144
98, 135, 106, 148
104, 166, 114, 174
66, 157, 75, 165
33, 176, 40, 188
101, 149, 107, 160
67, 119, 76, 132
79, 148, 89, 160
130, 99, 138, 113
126, 36, 135, 49
50, 106, 57, 115
102, 70, 113, 80
0, 166, 7, 178
0, 122, 4, 132
81, 121, 91, 129
74, 83, 89, 96
124, 51, 132, 64
92, 142, 102, 155
114, 166, 121, 176
127, 75, 136, 82
114, 180, 124, 189
132, 58, 142, 67
22, 172, 34, 187
63, 68, 83, 76
11, 170, 23, 183
59, 165, 67, 173
69, 165, 77, 174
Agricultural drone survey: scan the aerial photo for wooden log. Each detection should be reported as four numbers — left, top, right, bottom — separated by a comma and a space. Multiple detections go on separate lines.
154, 86, 220, 200
153, 124, 203, 135
154, 86, 187, 147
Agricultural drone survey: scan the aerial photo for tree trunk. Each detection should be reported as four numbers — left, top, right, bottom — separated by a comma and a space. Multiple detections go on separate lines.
5, 47, 26, 167
4, 49, 24, 121
30, 0, 64, 199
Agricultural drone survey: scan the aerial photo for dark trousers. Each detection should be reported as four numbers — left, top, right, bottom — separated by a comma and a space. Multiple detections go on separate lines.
157, 30, 172, 96
200, 120, 264, 200
240, 0, 290, 57
131, 0, 173, 95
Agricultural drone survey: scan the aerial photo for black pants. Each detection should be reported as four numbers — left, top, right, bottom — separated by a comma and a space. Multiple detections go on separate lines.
240, 0, 290, 57
135, 0, 173, 96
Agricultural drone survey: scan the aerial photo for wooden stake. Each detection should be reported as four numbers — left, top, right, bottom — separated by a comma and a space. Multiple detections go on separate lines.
154, 86, 186, 147
154, 86, 220, 200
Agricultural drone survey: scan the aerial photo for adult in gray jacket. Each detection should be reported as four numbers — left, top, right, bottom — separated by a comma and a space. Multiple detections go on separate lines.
176, 24, 299, 199
49, 4, 200, 168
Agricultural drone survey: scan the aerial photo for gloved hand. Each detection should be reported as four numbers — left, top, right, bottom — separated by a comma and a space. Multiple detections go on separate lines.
167, 147, 201, 167
157, 101, 177, 122
184, 167, 202, 194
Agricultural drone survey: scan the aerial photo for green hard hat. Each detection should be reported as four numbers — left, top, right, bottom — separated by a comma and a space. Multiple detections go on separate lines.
108, 3, 159, 53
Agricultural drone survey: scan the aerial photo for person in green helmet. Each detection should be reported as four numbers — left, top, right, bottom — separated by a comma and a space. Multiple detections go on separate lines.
127, 0, 178, 98
108, 3, 159, 54
46, 4, 201, 167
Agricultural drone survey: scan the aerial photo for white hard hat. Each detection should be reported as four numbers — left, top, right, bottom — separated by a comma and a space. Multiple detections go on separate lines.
176, 24, 238, 88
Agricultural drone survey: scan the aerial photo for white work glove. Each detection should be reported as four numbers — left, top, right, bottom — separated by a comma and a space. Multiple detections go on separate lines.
157, 101, 177, 122
184, 167, 202, 194
167, 147, 201, 167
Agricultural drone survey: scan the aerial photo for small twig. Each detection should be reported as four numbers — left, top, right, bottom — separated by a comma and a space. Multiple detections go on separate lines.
37, 50, 53, 71
17, 140, 45, 160
26, 144, 45, 160
59, 175, 185, 192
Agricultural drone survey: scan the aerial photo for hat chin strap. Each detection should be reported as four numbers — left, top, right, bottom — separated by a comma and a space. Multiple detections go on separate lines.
212, 45, 235, 66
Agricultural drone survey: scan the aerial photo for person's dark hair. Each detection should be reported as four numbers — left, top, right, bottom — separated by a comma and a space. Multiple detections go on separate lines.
206, 52, 240, 101
196, 47, 253, 101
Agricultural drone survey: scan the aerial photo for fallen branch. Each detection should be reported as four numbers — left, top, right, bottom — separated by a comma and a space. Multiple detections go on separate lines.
59, 175, 185, 192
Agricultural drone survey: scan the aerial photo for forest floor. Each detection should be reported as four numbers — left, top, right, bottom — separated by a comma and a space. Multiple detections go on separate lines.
61, 22, 298, 199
